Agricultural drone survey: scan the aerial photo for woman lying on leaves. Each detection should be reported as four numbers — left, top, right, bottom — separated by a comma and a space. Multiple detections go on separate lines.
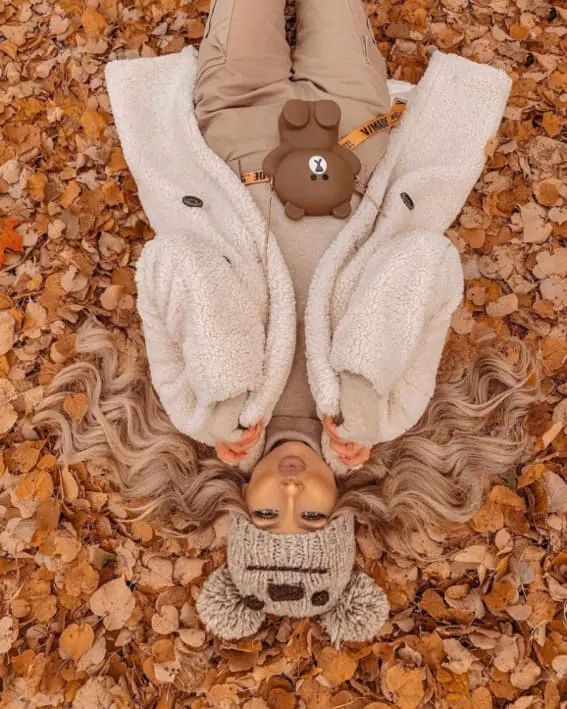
34, 0, 541, 646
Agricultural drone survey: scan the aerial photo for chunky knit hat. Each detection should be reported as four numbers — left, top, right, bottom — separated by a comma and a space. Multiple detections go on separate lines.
196, 511, 389, 646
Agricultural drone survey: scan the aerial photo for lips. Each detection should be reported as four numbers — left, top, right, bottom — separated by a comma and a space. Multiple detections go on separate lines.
278, 456, 306, 475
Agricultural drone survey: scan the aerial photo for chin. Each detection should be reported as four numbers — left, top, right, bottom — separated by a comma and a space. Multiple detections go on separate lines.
276, 440, 313, 455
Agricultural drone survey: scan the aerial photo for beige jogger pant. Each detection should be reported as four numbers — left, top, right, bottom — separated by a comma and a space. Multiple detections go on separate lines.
194, 0, 391, 188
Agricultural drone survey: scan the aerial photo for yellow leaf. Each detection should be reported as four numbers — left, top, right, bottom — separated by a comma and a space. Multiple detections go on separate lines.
0, 217, 23, 266
81, 8, 107, 36
541, 112, 563, 138
106, 147, 127, 172
151, 637, 175, 663
131, 521, 154, 542
488, 485, 526, 510
208, 684, 240, 709
535, 179, 562, 207
471, 498, 504, 533
316, 646, 358, 687
15, 469, 53, 501
0, 39, 19, 59
63, 392, 89, 422
385, 665, 425, 709
527, 591, 556, 627
471, 685, 493, 709
59, 623, 95, 661
27, 173, 48, 201
518, 463, 547, 489
59, 180, 81, 208
31, 594, 57, 623
509, 24, 529, 40
89, 577, 135, 630
60, 466, 79, 502
80, 108, 109, 140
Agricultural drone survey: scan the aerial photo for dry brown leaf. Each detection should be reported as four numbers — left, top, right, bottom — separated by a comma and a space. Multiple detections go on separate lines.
316, 647, 358, 686
89, 577, 135, 630
385, 665, 425, 709
173, 558, 206, 585
510, 658, 542, 689
2, 2, 566, 705
59, 623, 95, 661
11, 440, 46, 473
81, 8, 107, 36
551, 655, 567, 679
61, 467, 79, 502
0, 617, 18, 654
63, 392, 89, 422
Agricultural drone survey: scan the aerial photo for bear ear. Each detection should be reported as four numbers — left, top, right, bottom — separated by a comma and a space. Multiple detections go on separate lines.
196, 565, 266, 640
314, 100, 341, 129
282, 99, 310, 129
318, 570, 389, 647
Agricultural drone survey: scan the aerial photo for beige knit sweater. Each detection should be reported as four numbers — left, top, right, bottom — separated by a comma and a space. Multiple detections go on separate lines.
224, 141, 384, 457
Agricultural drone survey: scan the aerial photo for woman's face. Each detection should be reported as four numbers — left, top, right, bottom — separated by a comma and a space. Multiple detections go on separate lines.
244, 441, 338, 533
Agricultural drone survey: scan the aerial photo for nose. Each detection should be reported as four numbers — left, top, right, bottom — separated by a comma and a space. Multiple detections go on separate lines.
281, 477, 303, 493
268, 582, 304, 602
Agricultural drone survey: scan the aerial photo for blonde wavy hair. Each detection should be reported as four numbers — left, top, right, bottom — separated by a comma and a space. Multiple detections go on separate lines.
34, 319, 541, 554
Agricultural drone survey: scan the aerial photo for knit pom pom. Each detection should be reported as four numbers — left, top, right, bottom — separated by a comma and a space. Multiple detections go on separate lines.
319, 570, 390, 646
196, 564, 265, 640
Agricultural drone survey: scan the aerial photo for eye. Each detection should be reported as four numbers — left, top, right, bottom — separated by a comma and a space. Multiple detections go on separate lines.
252, 509, 279, 520
322, 174, 329, 181
243, 595, 265, 611
302, 512, 327, 521
311, 590, 330, 606
310, 174, 317, 181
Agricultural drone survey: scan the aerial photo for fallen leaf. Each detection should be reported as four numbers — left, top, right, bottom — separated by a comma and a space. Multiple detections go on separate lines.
59, 623, 95, 661
0, 616, 18, 654
316, 647, 358, 686
510, 658, 542, 689
81, 8, 107, 36
385, 665, 425, 709
0, 217, 23, 266
89, 577, 135, 630
63, 392, 89, 422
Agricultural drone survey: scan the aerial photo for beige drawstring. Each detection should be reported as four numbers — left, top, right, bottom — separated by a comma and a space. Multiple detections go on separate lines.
263, 177, 274, 271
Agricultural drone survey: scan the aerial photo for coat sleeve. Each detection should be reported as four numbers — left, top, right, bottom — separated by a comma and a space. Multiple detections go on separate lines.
135, 232, 266, 447
327, 229, 464, 450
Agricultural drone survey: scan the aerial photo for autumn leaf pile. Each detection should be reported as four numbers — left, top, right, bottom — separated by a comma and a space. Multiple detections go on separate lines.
1, 0, 567, 707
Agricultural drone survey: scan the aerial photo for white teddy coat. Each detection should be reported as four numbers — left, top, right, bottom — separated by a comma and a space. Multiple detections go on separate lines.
104, 45, 512, 472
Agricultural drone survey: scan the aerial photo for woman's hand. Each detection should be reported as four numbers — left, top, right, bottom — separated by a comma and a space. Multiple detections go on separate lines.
323, 415, 371, 468
215, 420, 264, 463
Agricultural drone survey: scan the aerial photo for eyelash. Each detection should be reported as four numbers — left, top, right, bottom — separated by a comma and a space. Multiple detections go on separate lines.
252, 511, 328, 522
302, 512, 327, 521
252, 510, 278, 520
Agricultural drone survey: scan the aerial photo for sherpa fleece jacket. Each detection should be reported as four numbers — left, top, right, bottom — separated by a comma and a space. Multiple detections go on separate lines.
104, 45, 512, 474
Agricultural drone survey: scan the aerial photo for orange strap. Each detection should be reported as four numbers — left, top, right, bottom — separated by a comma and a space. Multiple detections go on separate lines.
240, 98, 407, 187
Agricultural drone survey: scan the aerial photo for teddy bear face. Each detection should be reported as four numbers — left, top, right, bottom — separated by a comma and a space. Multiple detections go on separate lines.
226, 513, 356, 619
263, 100, 362, 219
273, 149, 356, 217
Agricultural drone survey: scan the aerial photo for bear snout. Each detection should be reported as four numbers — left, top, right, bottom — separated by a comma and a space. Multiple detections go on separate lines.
268, 582, 305, 602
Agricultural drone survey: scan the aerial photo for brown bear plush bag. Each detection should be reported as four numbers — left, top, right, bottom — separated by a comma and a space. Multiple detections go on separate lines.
262, 99, 361, 220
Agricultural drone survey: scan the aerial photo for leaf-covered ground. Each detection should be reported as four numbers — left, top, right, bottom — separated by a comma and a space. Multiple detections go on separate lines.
1, 0, 567, 707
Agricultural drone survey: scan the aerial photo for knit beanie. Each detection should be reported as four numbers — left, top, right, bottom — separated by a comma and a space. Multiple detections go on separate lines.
196, 511, 390, 646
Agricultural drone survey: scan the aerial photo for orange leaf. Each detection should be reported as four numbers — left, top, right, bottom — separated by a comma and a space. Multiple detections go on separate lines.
0, 217, 23, 266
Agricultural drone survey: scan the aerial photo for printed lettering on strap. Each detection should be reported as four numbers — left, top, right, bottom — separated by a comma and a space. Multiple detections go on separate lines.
240, 98, 407, 187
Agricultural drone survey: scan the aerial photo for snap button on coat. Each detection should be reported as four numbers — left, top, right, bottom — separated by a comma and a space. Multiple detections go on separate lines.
182, 195, 203, 208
